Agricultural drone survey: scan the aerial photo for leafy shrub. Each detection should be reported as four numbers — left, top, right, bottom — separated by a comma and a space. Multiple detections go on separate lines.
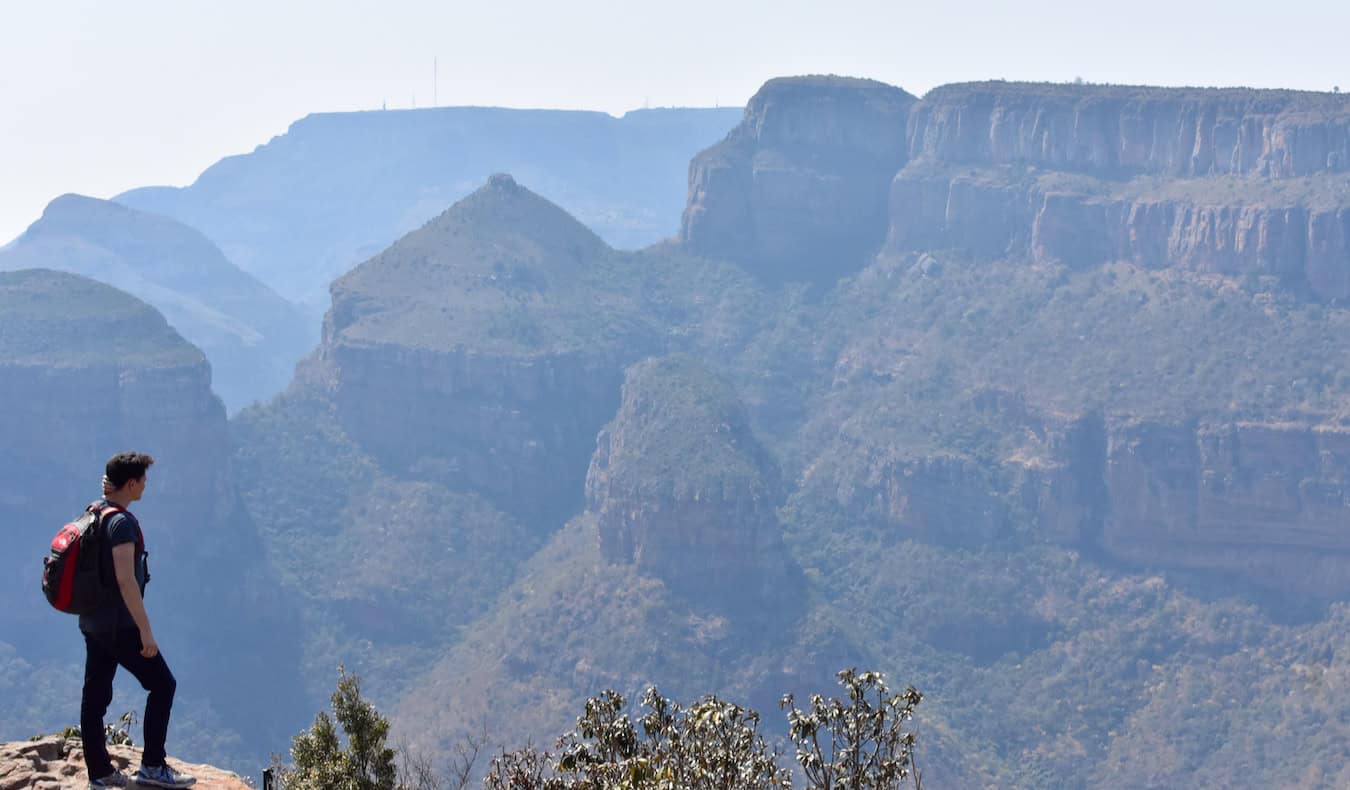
484, 669, 921, 789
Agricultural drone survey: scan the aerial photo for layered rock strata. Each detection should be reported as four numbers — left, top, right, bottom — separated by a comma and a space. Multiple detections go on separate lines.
1100, 419, 1350, 596
320, 175, 652, 525
681, 76, 916, 282
907, 82, 1350, 179
586, 355, 793, 600
886, 165, 1350, 298
1004, 413, 1350, 597
681, 79, 1350, 288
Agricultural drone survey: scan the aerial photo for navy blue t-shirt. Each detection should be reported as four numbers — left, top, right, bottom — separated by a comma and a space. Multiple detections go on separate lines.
77, 503, 148, 634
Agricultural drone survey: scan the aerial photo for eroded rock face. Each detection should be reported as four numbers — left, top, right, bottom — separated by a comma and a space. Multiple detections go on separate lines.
324, 341, 623, 524
1007, 413, 1350, 597
586, 356, 793, 601
1102, 420, 1350, 597
908, 83, 1350, 178
886, 165, 1350, 298
319, 175, 648, 526
681, 76, 916, 283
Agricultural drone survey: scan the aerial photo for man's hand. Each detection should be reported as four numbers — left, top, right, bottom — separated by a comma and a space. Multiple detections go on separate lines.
139, 630, 159, 659
101, 475, 115, 497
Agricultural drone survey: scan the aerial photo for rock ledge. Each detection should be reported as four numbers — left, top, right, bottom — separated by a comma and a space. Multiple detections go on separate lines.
0, 737, 251, 789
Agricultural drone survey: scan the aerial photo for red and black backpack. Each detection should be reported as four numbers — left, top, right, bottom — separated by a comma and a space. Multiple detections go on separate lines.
41, 501, 138, 615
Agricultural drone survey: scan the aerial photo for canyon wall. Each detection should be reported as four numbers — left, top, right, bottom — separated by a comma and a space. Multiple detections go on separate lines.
907, 83, 1350, 178
681, 76, 916, 283
885, 165, 1350, 298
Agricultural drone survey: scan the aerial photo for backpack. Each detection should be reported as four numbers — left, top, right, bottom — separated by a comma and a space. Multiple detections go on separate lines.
41, 501, 135, 615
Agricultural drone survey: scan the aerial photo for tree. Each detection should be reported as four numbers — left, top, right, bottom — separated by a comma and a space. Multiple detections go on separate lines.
780, 669, 924, 790
284, 665, 399, 790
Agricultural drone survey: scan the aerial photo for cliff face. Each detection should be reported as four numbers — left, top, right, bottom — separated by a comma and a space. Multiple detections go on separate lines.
324, 341, 623, 523
907, 83, 1350, 178
1101, 419, 1350, 597
886, 165, 1350, 298
585, 356, 793, 601
680, 79, 1350, 296
1002, 412, 1350, 597
681, 76, 916, 282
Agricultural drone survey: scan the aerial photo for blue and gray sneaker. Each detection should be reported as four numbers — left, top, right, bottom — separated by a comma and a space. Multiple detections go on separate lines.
89, 770, 130, 788
133, 763, 196, 788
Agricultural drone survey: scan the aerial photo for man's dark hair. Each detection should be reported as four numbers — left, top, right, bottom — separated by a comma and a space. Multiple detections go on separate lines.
106, 452, 155, 489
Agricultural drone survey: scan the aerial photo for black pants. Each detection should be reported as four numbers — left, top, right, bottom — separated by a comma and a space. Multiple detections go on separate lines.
80, 628, 176, 779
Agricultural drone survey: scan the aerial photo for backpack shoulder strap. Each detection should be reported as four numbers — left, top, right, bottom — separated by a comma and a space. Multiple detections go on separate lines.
90, 502, 142, 550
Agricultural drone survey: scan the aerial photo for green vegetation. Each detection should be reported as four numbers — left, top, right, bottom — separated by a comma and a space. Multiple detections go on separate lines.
280, 666, 398, 790
283, 666, 922, 789
599, 355, 773, 501
0, 269, 202, 368
221, 171, 1350, 788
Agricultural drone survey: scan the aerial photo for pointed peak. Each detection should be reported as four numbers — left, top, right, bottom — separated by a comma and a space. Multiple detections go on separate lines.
327, 176, 621, 354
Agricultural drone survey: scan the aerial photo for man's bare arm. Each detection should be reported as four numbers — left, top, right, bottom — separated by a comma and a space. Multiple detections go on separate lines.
111, 542, 158, 658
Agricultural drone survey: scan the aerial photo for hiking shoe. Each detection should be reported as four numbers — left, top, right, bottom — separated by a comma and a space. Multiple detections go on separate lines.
89, 770, 130, 788
133, 763, 196, 788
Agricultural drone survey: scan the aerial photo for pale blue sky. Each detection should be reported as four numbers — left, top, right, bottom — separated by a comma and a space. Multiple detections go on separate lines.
3, 0, 1347, 244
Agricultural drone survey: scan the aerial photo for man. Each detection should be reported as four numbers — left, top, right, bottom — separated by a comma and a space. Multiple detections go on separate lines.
82, 452, 195, 789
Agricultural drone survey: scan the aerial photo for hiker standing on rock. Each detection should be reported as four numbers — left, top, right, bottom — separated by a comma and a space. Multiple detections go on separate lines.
81, 452, 195, 789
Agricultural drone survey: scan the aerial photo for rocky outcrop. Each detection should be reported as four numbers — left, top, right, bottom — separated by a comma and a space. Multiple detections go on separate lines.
319, 175, 653, 525
0, 194, 313, 412
0, 737, 250, 789
681, 76, 916, 283
886, 164, 1350, 298
817, 454, 1008, 545
907, 82, 1350, 178
1030, 194, 1350, 291
1101, 419, 1350, 597
586, 356, 793, 600
1007, 411, 1350, 597
682, 78, 1350, 293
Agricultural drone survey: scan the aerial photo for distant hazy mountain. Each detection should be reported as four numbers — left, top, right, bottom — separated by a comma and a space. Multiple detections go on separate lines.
116, 106, 742, 310
0, 195, 312, 412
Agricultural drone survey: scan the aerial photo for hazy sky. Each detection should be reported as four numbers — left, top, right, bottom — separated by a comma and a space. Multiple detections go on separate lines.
3, 0, 1348, 244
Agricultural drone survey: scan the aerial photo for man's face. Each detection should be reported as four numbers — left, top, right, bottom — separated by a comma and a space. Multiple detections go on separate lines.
127, 475, 147, 502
